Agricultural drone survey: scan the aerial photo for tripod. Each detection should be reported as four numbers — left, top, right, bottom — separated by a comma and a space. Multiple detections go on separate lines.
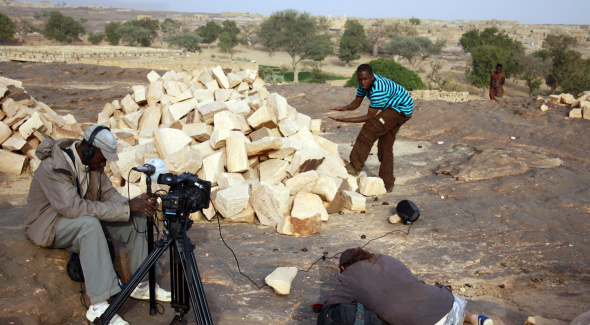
95, 211, 213, 325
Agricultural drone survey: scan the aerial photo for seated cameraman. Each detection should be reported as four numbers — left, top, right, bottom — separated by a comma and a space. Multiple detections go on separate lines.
24, 125, 171, 325
324, 248, 493, 325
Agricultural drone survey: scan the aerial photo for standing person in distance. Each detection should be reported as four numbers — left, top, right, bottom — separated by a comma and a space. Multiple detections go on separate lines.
329, 64, 413, 192
489, 63, 505, 100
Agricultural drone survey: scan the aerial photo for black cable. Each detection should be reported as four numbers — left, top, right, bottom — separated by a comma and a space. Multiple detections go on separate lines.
215, 215, 414, 287
215, 215, 268, 289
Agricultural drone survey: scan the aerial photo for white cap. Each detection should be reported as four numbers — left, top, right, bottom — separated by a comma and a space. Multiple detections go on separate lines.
83, 125, 119, 162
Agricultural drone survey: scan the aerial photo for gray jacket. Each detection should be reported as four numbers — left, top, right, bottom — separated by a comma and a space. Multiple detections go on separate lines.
24, 138, 130, 247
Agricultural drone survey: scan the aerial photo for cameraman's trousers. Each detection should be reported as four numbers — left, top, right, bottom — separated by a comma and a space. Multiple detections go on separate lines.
53, 213, 148, 304
349, 108, 411, 189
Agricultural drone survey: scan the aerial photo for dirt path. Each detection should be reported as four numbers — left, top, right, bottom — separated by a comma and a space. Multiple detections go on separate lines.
0, 62, 589, 325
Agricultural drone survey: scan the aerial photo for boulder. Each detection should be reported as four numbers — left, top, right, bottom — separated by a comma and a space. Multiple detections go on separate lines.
291, 192, 324, 235
211, 66, 230, 89
583, 106, 590, 120
287, 147, 325, 176
147, 70, 161, 83
265, 267, 297, 295
569, 108, 582, 119
285, 170, 319, 195
198, 151, 226, 186
277, 216, 293, 236
246, 137, 283, 156
19, 112, 44, 139
342, 190, 366, 211
549, 95, 561, 104
198, 101, 228, 124
0, 122, 13, 145
560, 93, 575, 105
311, 174, 339, 202
278, 119, 302, 137
121, 94, 139, 114
122, 110, 144, 130
249, 127, 274, 142
165, 146, 203, 174
250, 184, 283, 227
132, 85, 147, 104
247, 105, 275, 129
147, 80, 165, 106
2, 133, 27, 151
183, 123, 212, 141
169, 98, 197, 121
138, 105, 162, 131
214, 110, 241, 131
268, 137, 302, 159
226, 204, 256, 223
217, 173, 246, 189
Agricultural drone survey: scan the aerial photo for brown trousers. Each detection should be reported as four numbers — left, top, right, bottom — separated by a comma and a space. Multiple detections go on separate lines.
349, 109, 411, 188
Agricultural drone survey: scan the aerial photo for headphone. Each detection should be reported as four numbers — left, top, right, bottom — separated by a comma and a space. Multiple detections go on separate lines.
83, 126, 110, 160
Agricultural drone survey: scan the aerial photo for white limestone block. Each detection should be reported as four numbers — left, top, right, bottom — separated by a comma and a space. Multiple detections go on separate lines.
268, 137, 302, 159
250, 184, 283, 227
147, 80, 164, 106
132, 85, 147, 104
358, 175, 387, 197
198, 101, 228, 124
211, 66, 230, 89
287, 147, 325, 176
215, 185, 250, 219
226, 135, 249, 173
246, 137, 283, 156
2, 133, 26, 151
310, 119, 322, 133
247, 105, 275, 129
278, 118, 302, 137
169, 98, 197, 121
147, 70, 161, 83
183, 123, 212, 141
121, 94, 140, 114
259, 159, 289, 185
265, 267, 297, 295
154, 128, 192, 158
291, 192, 325, 234
342, 190, 366, 211
227, 73, 243, 88
217, 172, 246, 189
197, 150, 226, 186
19, 112, 44, 139
122, 110, 144, 130
165, 146, 203, 174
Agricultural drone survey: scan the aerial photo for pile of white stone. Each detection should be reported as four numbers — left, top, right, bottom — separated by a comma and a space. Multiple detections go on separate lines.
0, 76, 80, 176
94, 66, 387, 236
544, 91, 590, 119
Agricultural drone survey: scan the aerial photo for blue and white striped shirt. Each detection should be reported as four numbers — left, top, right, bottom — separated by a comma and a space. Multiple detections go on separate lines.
356, 74, 414, 116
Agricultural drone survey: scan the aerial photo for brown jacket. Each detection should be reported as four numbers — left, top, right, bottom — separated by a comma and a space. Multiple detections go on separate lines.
24, 138, 130, 247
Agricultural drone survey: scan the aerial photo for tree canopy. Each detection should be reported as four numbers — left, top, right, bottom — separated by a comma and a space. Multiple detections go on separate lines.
367, 19, 394, 57
0, 12, 16, 41
167, 33, 202, 52
385, 34, 445, 69
43, 11, 85, 43
257, 9, 334, 83
116, 24, 151, 47
515, 52, 552, 96
541, 34, 590, 94
197, 21, 222, 45
338, 20, 369, 65
218, 20, 242, 58
104, 21, 122, 45
344, 58, 425, 91
87, 32, 105, 45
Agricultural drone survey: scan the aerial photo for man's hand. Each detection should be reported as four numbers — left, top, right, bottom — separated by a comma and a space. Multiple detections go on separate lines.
329, 116, 346, 122
330, 107, 346, 111
130, 194, 158, 216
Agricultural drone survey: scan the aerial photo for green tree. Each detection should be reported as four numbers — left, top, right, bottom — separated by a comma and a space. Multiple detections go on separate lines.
79, 18, 88, 24
33, 10, 50, 20
197, 21, 222, 46
409, 17, 421, 25
116, 25, 151, 47
308, 34, 334, 65
104, 21, 122, 45
160, 18, 190, 38
257, 9, 334, 83
87, 32, 105, 45
0, 12, 16, 41
344, 58, 425, 91
367, 19, 394, 57
541, 34, 588, 93
385, 35, 445, 69
167, 33, 202, 52
459, 27, 522, 54
127, 18, 159, 42
218, 20, 242, 58
514, 53, 552, 96
338, 20, 369, 65
43, 11, 85, 43
240, 22, 258, 47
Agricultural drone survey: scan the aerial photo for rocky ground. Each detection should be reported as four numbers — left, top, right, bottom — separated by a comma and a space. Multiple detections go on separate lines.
0, 61, 589, 325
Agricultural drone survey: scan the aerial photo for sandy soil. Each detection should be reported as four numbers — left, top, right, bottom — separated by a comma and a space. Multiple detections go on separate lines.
0, 62, 589, 325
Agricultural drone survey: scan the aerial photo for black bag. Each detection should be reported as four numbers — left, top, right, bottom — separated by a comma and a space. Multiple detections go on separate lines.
317, 303, 383, 325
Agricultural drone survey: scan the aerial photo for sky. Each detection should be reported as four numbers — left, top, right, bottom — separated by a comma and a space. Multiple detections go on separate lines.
58, 0, 589, 25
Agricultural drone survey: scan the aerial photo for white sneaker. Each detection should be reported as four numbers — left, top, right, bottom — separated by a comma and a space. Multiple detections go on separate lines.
130, 282, 171, 302
86, 303, 129, 325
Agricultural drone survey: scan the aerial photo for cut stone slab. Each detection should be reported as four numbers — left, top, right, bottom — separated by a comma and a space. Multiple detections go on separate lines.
210, 128, 231, 149
122, 110, 144, 130
2, 133, 27, 151
121, 94, 139, 114
211, 66, 230, 89
163, 80, 183, 97
214, 110, 241, 131
247, 105, 275, 129
342, 190, 366, 211
0, 149, 27, 175
238, 69, 257, 84
267, 93, 288, 123
132, 85, 147, 104
215, 185, 250, 219
0, 122, 13, 145
193, 89, 215, 102
267, 138, 301, 160
287, 147, 325, 176
311, 174, 339, 202
147, 70, 161, 83
154, 128, 193, 159
225, 99, 251, 116
278, 118, 302, 137
583, 106, 590, 120
249, 127, 274, 142
147, 80, 164, 106
277, 216, 293, 236
214, 89, 233, 102
266, 182, 291, 216
217, 172, 246, 189
165, 146, 203, 174
310, 119, 322, 133
246, 137, 283, 156
227, 204, 256, 223
171, 89, 193, 104
265, 267, 297, 295
183, 123, 212, 141
19, 112, 44, 139
316, 154, 348, 179
285, 170, 319, 196
197, 150, 226, 186
169, 98, 197, 121
295, 113, 311, 129
137, 104, 161, 131
313, 135, 339, 155
560, 93, 575, 105
291, 192, 325, 235
226, 135, 249, 173
289, 127, 319, 150
358, 176, 387, 197
259, 159, 289, 185
251, 77, 265, 92
250, 184, 283, 227
549, 95, 561, 104
198, 101, 228, 124
193, 141, 215, 157
227, 73, 243, 88
569, 108, 582, 118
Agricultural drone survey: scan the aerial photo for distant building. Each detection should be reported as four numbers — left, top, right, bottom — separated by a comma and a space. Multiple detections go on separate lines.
35, 1, 54, 8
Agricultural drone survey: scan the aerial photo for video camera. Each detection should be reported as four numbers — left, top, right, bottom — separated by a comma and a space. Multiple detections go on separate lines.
157, 172, 211, 220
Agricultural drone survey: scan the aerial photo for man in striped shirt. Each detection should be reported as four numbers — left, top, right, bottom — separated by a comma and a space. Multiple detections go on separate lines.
329, 64, 413, 192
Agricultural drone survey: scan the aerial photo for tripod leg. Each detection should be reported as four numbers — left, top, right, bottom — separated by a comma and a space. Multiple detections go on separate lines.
175, 238, 213, 325
97, 237, 172, 325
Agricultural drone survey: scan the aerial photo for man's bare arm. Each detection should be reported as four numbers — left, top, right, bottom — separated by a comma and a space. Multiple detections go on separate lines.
330, 107, 380, 123
329, 96, 364, 111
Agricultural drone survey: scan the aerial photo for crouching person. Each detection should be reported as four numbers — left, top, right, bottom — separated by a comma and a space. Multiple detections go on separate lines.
24, 125, 171, 325
321, 247, 493, 325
